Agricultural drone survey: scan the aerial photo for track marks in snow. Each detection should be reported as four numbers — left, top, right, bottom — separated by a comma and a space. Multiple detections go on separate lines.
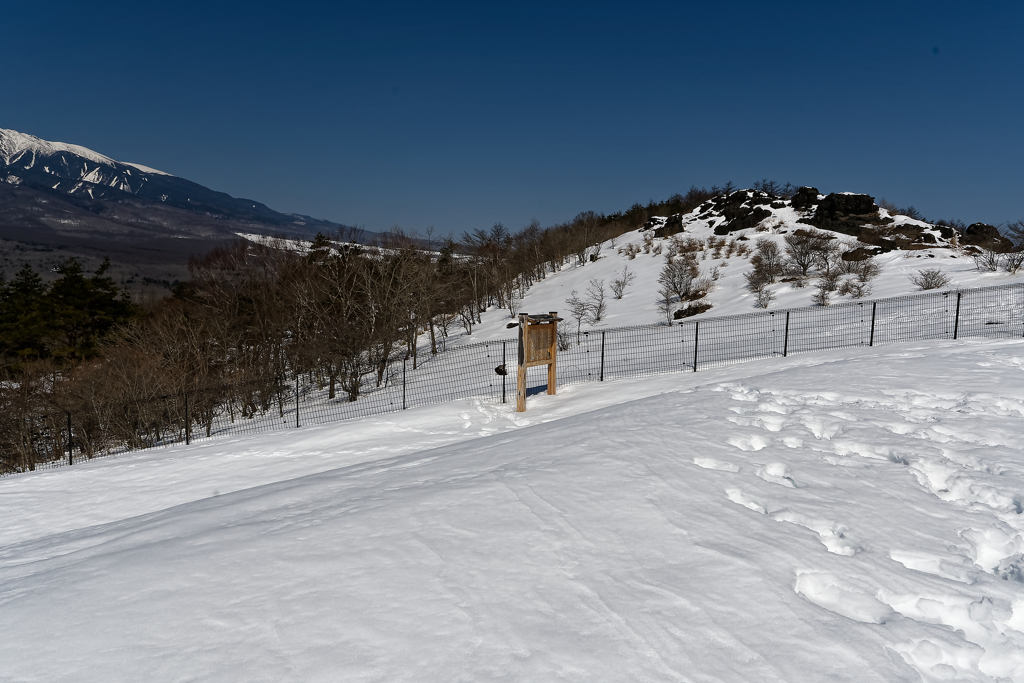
692, 457, 739, 473
889, 550, 979, 584
794, 572, 893, 624
755, 463, 795, 488
723, 488, 858, 556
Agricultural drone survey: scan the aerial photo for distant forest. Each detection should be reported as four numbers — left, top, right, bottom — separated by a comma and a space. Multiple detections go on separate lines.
1, 187, 727, 471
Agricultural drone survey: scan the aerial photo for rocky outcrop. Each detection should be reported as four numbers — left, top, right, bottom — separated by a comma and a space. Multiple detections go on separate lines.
801, 192, 886, 237
961, 223, 1013, 251
790, 186, 822, 211
692, 191, 776, 235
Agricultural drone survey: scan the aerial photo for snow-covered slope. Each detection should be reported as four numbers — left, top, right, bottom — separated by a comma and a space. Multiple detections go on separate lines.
0, 127, 173, 196
3, 338, 1024, 681
460, 189, 1024, 343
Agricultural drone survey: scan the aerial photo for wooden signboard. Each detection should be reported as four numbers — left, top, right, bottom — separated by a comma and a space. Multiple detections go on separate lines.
517, 312, 560, 412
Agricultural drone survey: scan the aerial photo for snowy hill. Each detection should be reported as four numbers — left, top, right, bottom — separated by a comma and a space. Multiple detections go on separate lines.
2, 338, 1024, 681
460, 188, 1024, 343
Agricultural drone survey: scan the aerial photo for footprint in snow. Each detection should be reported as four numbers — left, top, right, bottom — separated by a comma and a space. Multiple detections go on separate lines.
755, 462, 796, 488
693, 457, 739, 473
889, 549, 979, 584
794, 571, 894, 624
726, 434, 770, 451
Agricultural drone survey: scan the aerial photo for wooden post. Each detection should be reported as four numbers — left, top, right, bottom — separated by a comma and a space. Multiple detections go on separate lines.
547, 311, 557, 395
517, 313, 528, 412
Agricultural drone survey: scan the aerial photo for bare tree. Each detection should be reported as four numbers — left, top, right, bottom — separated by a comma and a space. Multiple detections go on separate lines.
657, 286, 675, 325
585, 279, 606, 323
658, 253, 699, 302
752, 238, 785, 282
565, 290, 589, 343
610, 266, 636, 299
784, 230, 833, 277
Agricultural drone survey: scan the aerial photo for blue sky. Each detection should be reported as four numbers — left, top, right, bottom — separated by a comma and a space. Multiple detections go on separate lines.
5, 1, 1022, 235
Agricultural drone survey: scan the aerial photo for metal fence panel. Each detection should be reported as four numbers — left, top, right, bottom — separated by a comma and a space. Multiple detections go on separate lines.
6, 282, 1024, 476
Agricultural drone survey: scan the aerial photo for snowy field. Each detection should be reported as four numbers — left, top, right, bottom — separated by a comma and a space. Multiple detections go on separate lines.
3, 338, 1024, 681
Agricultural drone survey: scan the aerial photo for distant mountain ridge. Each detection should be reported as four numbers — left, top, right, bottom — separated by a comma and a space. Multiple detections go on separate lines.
0, 127, 360, 242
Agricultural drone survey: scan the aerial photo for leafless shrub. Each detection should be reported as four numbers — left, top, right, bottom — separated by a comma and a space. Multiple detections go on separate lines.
556, 325, 572, 351
657, 287, 675, 325
972, 244, 1002, 272
1003, 250, 1024, 274
619, 243, 641, 260
565, 290, 589, 342
658, 254, 700, 302
687, 276, 715, 301
744, 268, 768, 293
755, 287, 775, 308
837, 278, 871, 299
585, 279, 607, 322
785, 229, 834, 277
812, 279, 831, 306
908, 268, 951, 290
610, 267, 636, 299
819, 271, 841, 292
751, 238, 785, 283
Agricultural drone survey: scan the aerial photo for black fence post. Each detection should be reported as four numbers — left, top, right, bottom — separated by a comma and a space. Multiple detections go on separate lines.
184, 393, 190, 445
869, 301, 877, 347
693, 321, 699, 372
600, 331, 606, 381
502, 342, 507, 403
402, 359, 407, 410
783, 311, 790, 357
67, 411, 73, 466
953, 292, 962, 340
295, 374, 300, 428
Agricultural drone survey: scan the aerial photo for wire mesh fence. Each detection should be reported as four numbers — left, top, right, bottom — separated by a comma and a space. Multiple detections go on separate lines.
5, 282, 1024, 476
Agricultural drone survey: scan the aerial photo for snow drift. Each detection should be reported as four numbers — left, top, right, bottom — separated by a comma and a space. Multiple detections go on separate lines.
3, 338, 1024, 682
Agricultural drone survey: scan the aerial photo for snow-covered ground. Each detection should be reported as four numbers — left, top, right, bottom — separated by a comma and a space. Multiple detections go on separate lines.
3, 338, 1024, 682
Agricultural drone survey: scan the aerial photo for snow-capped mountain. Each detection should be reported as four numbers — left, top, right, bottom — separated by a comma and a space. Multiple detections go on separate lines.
0, 127, 372, 289
0, 126, 360, 241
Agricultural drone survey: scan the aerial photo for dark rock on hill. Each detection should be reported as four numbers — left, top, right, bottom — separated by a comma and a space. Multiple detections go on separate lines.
801, 192, 886, 237
790, 186, 822, 211
961, 223, 1013, 250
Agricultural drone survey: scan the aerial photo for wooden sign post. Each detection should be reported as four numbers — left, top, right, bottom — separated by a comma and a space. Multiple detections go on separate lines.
516, 312, 561, 412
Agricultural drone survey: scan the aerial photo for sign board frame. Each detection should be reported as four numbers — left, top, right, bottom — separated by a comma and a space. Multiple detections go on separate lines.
517, 312, 560, 412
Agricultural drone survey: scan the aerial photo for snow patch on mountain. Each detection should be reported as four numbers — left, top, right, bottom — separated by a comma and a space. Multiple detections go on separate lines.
0, 128, 120, 168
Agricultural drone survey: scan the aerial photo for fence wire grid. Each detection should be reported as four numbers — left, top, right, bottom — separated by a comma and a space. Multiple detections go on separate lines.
6, 282, 1024, 476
